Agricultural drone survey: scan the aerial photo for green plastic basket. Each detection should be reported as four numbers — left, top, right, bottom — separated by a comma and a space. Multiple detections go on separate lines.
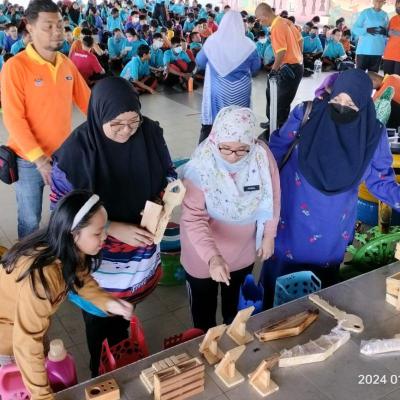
159, 250, 186, 286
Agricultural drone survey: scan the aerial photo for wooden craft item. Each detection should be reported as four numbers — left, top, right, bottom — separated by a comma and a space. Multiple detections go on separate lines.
198, 324, 226, 365
279, 326, 350, 367
255, 309, 319, 342
153, 358, 205, 400
386, 271, 400, 310
140, 180, 186, 245
140, 353, 191, 393
85, 379, 120, 400
395, 242, 400, 260
226, 306, 255, 345
308, 294, 364, 333
214, 345, 246, 388
248, 355, 280, 397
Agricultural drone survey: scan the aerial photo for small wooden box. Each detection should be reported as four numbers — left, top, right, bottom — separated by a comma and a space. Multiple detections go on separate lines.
386, 271, 400, 309
85, 379, 120, 400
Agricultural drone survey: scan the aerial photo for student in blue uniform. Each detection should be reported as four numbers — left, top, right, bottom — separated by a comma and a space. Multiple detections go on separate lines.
150, 32, 164, 69
122, 28, 148, 63
353, 0, 389, 72
107, 8, 124, 32
10, 30, 30, 55
108, 28, 126, 70
322, 29, 347, 71
3, 23, 19, 52
163, 36, 196, 89
303, 26, 323, 71
120, 44, 157, 94
183, 13, 195, 33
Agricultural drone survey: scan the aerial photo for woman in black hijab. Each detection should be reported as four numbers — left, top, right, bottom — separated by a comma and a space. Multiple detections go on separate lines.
68, 1, 81, 26
51, 77, 176, 376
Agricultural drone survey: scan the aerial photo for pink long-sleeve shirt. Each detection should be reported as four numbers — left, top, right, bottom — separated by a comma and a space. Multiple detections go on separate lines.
180, 144, 281, 279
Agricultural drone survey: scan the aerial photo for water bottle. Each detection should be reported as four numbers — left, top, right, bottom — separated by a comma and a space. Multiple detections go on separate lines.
45, 339, 77, 392
313, 58, 322, 77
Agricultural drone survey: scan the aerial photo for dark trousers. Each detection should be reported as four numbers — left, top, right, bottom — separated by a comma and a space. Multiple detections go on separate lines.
266, 63, 304, 128
261, 261, 340, 310
82, 311, 130, 377
198, 124, 212, 144
356, 54, 382, 72
388, 100, 400, 130
164, 60, 196, 86
383, 60, 400, 75
303, 53, 322, 70
185, 265, 253, 332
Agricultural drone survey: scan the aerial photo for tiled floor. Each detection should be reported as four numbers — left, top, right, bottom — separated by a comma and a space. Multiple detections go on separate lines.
0, 71, 326, 381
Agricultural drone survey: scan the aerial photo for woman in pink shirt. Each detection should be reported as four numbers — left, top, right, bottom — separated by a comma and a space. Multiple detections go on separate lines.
180, 106, 280, 331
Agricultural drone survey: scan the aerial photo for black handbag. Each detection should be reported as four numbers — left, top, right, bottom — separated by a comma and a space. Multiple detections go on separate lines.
0, 145, 18, 184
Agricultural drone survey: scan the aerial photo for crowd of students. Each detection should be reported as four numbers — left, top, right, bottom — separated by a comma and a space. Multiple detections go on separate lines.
1, 0, 400, 399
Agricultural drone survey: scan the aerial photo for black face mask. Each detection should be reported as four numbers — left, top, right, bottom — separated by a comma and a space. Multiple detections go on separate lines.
329, 103, 359, 124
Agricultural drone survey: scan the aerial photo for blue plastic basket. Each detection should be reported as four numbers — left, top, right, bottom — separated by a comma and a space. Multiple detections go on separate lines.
160, 222, 181, 252
357, 198, 400, 226
238, 274, 264, 315
273, 271, 321, 307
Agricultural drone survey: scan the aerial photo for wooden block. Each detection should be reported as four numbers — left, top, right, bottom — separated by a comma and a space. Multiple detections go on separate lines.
199, 324, 226, 365
226, 306, 254, 345
141, 201, 163, 234
140, 353, 190, 394
214, 345, 245, 388
85, 379, 120, 400
255, 310, 319, 342
248, 355, 280, 397
154, 358, 205, 400
395, 243, 400, 260
279, 327, 350, 368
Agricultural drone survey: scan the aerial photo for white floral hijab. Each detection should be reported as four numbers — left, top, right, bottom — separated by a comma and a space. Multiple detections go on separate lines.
184, 106, 273, 249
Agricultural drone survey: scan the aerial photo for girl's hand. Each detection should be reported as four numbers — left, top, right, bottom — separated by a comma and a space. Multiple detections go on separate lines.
257, 237, 275, 261
106, 299, 133, 320
209, 255, 230, 286
108, 222, 155, 247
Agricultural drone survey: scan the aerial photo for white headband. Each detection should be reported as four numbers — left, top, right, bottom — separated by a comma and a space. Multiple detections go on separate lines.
71, 194, 100, 231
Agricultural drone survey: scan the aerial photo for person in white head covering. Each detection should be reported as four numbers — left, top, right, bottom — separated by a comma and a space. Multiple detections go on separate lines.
196, 10, 261, 143
180, 106, 280, 332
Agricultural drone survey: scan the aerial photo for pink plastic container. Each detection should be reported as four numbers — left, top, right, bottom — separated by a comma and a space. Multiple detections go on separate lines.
45, 339, 77, 393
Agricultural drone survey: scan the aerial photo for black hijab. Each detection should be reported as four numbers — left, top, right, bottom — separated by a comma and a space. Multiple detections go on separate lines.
298, 69, 382, 195
69, 4, 81, 25
54, 77, 170, 224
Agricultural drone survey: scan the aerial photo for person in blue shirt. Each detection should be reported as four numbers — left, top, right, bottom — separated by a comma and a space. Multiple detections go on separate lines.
108, 28, 126, 70
197, 4, 208, 20
3, 23, 18, 52
319, 25, 329, 49
10, 30, 31, 55
149, 32, 164, 70
303, 26, 323, 71
163, 36, 196, 89
183, 13, 195, 33
171, 0, 185, 17
0, 10, 10, 27
353, 0, 389, 72
189, 31, 202, 57
107, 8, 124, 32
122, 28, 148, 63
256, 30, 267, 60
322, 29, 347, 71
60, 26, 73, 56
214, 6, 224, 25
301, 21, 313, 37
121, 44, 157, 94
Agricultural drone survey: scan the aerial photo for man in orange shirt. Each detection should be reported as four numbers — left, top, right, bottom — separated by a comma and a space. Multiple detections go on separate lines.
383, 0, 400, 75
256, 3, 304, 129
1, 0, 90, 238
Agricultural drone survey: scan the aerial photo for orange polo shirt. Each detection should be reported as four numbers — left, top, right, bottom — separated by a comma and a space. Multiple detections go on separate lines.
1, 43, 90, 162
383, 15, 400, 63
373, 74, 400, 104
270, 16, 303, 65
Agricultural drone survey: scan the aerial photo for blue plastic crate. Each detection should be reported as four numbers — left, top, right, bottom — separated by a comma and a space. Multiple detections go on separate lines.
274, 271, 321, 307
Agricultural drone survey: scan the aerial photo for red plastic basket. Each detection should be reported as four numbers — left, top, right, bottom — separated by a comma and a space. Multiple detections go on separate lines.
163, 328, 204, 350
98, 316, 149, 375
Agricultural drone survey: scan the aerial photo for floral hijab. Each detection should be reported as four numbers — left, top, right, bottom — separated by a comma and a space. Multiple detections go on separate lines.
184, 106, 273, 249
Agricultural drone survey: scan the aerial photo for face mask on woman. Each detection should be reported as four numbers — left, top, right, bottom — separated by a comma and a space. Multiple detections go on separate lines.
173, 46, 182, 53
258, 38, 267, 44
153, 40, 163, 49
329, 103, 359, 124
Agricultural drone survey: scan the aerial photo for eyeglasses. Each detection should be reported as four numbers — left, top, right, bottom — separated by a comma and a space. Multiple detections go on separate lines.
109, 116, 143, 133
219, 147, 250, 156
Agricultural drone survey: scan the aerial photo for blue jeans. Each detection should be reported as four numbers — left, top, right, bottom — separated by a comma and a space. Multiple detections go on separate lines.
15, 158, 44, 239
